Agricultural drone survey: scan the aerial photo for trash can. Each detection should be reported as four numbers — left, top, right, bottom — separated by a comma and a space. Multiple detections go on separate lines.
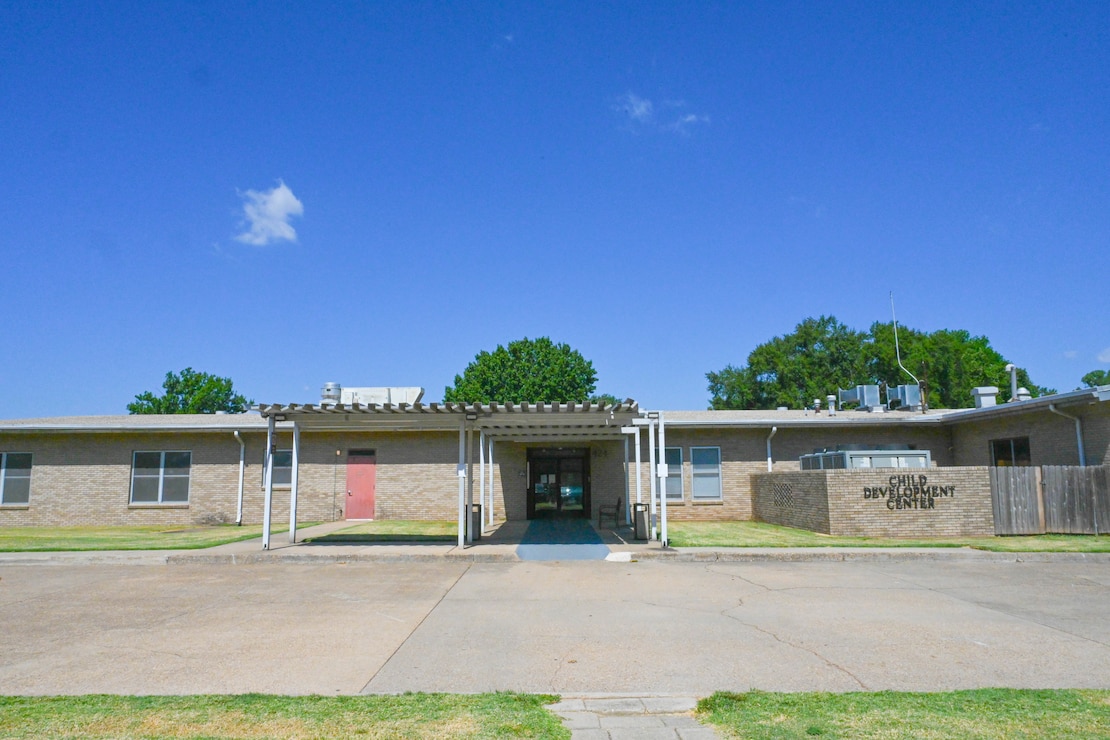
470, 503, 482, 541
633, 503, 649, 541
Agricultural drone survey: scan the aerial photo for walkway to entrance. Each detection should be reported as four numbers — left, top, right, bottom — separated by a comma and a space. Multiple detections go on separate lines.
516, 518, 611, 561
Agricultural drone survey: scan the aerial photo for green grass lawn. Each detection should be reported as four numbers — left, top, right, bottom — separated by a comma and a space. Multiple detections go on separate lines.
698, 688, 1110, 739
307, 519, 457, 544
666, 520, 1110, 552
0, 693, 566, 739
0, 524, 295, 552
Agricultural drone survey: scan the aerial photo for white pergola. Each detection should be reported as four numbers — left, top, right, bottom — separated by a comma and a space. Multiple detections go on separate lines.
254, 400, 674, 549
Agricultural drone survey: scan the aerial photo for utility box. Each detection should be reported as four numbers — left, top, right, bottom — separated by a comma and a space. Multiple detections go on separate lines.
633, 503, 649, 541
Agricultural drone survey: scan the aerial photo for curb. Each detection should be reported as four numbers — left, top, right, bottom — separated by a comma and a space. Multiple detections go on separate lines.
4, 548, 1108, 566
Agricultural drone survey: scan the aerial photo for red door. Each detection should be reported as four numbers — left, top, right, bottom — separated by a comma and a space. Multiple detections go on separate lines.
345, 450, 376, 519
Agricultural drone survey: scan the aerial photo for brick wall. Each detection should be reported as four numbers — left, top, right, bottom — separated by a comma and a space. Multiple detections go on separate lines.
752, 471, 831, 533
0, 432, 252, 527
753, 467, 994, 537
630, 425, 955, 522
950, 403, 1110, 467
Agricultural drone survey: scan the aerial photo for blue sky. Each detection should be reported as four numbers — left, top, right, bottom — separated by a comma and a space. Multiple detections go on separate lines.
2, 1, 1107, 418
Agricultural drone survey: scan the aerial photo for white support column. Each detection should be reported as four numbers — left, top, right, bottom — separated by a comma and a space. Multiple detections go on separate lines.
634, 427, 643, 506
289, 422, 300, 543
648, 419, 658, 540
262, 415, 275, 550
457, 419, 467, 548
658, 412, 669, 548
466, 426, 474, 544
479, 429, 486, 531
487, 439, 495, 526
623, 436, 631, 525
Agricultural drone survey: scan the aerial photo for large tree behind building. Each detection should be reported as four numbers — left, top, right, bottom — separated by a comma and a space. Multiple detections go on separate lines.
1082, 369, 1110, 388
708, 317, 1052, 410
707, 316, 869, 410
128, 368, 251, 414
443, 337, 598, 403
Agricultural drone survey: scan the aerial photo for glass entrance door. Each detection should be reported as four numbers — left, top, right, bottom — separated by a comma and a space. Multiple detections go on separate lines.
528, 451, 588, 518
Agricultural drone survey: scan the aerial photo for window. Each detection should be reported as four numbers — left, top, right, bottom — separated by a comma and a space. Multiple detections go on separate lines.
990, 437, 1031, 467
272, 450, 292, 487
691, 447, 722, 500
657, 447, 684, 500
1, 452, 32, 505
131, 451, 191, 504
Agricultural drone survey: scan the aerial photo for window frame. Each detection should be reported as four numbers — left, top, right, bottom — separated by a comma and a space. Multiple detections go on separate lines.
990, 437, 1032, 467
690, 446, 723, 501
261, 448, 293, 488
0, 452, 32, 506
130, 450, 192, 505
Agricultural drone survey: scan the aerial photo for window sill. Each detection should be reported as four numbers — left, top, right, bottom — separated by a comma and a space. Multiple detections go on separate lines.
128, 503, 190, 509
0, 504, 30, 510
692, 499, 724, 505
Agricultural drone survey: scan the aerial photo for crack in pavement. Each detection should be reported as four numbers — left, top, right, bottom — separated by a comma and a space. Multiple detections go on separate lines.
857, 564, 1110, 650
719, 606, 870, 690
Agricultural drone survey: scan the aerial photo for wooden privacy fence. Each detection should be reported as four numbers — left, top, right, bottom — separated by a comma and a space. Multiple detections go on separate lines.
991, 465, 1110, 535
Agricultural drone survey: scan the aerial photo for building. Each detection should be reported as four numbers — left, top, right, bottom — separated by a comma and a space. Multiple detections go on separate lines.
2, 383, 1108, 545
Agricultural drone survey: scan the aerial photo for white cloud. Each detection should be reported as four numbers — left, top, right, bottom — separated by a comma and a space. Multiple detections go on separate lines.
665, 113, 710, 134
235, 181, 304, 246
614, 93, 709, 135
616, 92, 654, 123
1063, 350, 1078, 359
1098, 347, 1110, 363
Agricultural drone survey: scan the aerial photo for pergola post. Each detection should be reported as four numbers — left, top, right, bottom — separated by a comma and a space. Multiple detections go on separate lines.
478, 429, 486, 531
487, 438, 495, 526
466, 426, 474, 544
262, 414, 275, 550
657, 412, 668, 547
457, 418, 467, 548
289, 422, 300, 543
634, 426, 643, 506
648, 419, 657, 540
623, 435, 631, 525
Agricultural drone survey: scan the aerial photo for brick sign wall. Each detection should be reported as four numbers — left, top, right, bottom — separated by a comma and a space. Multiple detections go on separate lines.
754, 467, 994, 537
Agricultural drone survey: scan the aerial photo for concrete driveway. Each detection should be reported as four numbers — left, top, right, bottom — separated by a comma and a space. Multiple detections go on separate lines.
1, 559, 1108, 695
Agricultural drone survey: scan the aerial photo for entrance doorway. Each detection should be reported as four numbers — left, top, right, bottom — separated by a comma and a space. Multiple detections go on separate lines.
527, 448, 589, 519
345, 449, 376, 519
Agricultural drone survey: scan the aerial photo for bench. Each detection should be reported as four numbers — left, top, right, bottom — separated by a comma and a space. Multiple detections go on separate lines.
598, 497, 622, 528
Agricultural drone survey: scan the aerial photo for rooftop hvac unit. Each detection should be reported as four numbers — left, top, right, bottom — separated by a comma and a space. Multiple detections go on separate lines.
838, 384, 881, 411
321, 382, 342, 406
886, 384, 922, 411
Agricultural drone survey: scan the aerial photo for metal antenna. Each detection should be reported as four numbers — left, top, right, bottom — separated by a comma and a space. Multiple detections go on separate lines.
890, 292, 920, 386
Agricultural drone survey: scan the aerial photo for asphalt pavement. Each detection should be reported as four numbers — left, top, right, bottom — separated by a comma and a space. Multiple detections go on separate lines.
1, 544, 1108, 697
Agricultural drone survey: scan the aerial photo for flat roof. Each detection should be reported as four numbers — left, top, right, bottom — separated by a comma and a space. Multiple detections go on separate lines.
1, 386, 1104, 436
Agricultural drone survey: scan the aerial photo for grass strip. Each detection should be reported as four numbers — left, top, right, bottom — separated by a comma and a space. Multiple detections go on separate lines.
667, 521, 1110, 552
0, 692, 566, 739
698, 688, 1110, 739
308, 520, 456, 543
0, 524, 299, 552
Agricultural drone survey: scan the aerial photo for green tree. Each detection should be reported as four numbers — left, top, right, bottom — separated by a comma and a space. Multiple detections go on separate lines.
1082, 369, 1110, 387
867, 323, 1050, 408
708, 317, 1052, 410
708, 316, 869, 410
128, 368, 251, 414
589, 392, 625, 406
443, 337, 598, 403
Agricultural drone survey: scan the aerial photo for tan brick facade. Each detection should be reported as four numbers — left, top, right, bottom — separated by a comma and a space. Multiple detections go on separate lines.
753, 467, 994, 537
2, 396, 1105, 535
950, 403, 1110, 467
